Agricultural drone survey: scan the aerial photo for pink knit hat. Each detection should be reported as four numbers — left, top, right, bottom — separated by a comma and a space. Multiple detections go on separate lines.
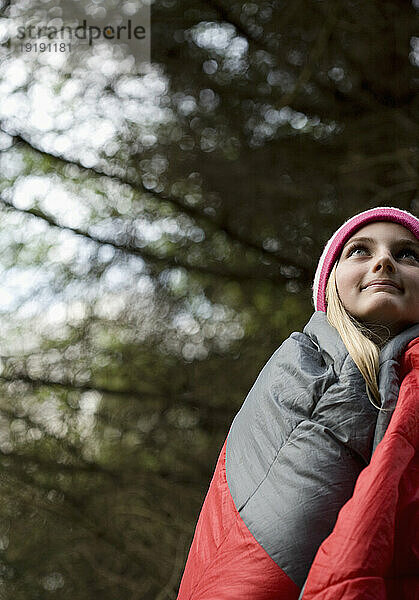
313, 206, 419, 312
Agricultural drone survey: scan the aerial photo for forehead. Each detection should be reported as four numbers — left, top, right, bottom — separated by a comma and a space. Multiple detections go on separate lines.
345, 221, 418, 244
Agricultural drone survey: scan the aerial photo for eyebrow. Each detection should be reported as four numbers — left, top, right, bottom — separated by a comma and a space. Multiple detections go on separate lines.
343, 236, 419, 249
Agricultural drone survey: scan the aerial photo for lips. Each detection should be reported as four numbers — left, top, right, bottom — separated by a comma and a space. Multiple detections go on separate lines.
362, 279, 402, 291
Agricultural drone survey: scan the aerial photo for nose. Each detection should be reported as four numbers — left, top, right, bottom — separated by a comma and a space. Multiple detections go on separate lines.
372, 250, 396, 273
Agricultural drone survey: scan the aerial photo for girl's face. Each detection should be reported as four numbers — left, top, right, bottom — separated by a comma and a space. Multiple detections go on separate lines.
335, 221, 419, 336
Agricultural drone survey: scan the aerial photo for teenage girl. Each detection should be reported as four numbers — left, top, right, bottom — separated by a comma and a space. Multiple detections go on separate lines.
177, 206, 419, 600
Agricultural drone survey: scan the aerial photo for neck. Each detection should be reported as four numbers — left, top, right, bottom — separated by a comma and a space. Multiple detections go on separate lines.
356, 319, 411, 348
348, 317, 393, 348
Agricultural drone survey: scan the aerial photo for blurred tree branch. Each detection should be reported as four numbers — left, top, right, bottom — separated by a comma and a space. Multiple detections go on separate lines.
0, 125, 311, 277
1, 193, 302, 283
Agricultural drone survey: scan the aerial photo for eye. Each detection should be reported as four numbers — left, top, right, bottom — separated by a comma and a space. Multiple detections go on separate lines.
397, 248, 419, 261
347, 244, 369, 257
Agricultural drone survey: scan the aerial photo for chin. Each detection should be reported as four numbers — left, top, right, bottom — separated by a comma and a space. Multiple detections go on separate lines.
361, 298, 402, 318
354, 304, 403, 329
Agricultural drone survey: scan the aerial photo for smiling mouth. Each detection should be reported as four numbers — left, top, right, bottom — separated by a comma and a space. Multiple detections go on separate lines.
363, 281, 402, 291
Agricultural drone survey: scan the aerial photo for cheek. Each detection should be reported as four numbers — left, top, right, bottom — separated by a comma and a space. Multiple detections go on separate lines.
408, 275, 419, 313
411, 274, 419, 293
402, 270, 419, 295
335, 265, 358, 301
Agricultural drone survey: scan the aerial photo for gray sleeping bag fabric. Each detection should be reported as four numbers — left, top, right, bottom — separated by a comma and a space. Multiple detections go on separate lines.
225, 311, 419, 589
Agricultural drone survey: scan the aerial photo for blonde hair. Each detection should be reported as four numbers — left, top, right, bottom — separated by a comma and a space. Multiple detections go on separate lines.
325, 263, 384, 407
